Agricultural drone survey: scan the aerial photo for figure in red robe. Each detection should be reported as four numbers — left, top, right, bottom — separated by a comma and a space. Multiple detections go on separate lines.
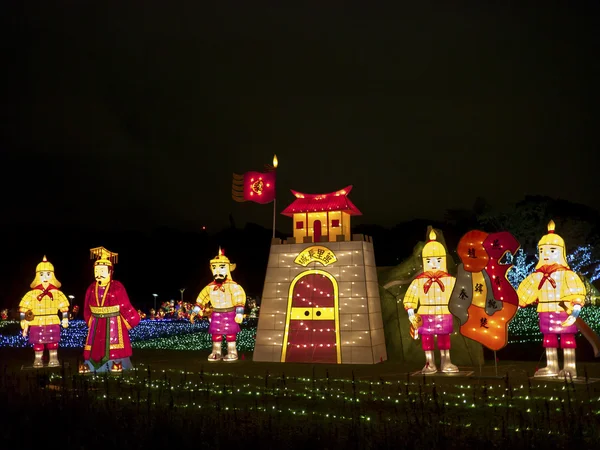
79, 247, 140, 373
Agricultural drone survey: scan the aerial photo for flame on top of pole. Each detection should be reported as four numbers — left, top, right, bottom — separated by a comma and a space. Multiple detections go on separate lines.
273, 154, 278, 168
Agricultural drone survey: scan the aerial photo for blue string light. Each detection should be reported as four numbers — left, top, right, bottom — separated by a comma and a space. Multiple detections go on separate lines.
1, 310, 599, 349
0, 318, 259, 351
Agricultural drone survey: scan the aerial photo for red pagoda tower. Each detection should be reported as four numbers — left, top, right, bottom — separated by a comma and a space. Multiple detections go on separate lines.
253, 185, 387, 364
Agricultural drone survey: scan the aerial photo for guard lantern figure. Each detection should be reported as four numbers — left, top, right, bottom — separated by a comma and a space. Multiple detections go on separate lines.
80, 247, 141, 374
190, 248, 246, 362
19, 256, 70, 368
403, 229, 458, 374
517, 220, 586, 378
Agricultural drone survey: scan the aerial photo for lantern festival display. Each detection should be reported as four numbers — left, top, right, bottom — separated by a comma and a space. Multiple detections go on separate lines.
403, 229, 458, 374
79, 247, 141, 373
253, 186, 387, 364
190, 248, 246, 362
516, 220, 587, 378
448, 230, 520, 351
18, 256, 70, 368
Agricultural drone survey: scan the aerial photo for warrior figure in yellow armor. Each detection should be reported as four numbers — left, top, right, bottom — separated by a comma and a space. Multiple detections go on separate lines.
517, 220, 586, 378
403, 230, 458, 374
19, 256, 70, 368
190, 248, 246, 362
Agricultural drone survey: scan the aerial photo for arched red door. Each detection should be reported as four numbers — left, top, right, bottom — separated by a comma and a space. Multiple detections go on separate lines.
283, 272, 338, 363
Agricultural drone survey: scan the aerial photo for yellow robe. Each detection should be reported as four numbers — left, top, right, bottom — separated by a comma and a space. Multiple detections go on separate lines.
403, 272, 456, 315
517, 266, 585, 313
19, 287, 69, 326
196, 280, 246, 311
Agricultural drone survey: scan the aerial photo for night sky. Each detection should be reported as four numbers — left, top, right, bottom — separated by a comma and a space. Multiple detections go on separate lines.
2, 2, 599, 234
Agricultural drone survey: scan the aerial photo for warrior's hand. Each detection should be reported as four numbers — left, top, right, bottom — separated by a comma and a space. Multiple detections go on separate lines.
407, 308, 418, 326
21, 324, 28, 338
61, 318, 69, 328
561, 304, 581, 327
190, 305, 202, 324
235, 307, 244, 324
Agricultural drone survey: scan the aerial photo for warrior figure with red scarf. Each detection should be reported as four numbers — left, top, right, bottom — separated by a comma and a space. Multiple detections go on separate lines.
190, 248, 246, 362
19, 256, 70, 368
403, 229, 458, 374
517, 221, 586, 378
80, 247, 141, 373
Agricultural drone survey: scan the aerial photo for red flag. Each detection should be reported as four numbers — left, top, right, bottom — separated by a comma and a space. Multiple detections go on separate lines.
232, 170, 276, 204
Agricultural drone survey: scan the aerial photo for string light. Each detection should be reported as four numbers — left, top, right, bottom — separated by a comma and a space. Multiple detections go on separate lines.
452, 230, 520, 351
507, 305, 600, 343
2, 310, 600, 349
509, 245, 600, 288
0, 318, 259, 351
15, 361, 600, 447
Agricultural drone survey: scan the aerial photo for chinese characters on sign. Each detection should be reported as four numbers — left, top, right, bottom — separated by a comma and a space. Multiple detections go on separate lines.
294, 246, 338, 267
251, 179, 264, 194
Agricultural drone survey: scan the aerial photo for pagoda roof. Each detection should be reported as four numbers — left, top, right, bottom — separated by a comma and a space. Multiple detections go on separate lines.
281, 185, 362, 217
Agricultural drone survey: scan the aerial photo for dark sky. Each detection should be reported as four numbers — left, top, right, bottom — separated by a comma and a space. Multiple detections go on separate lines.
2, 2, 599, 234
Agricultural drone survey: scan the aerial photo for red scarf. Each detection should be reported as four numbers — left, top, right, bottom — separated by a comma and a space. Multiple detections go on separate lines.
535, 264, 568, 290
415, 271, 451, 294
210, 281, 226, 292
35, 284, 56, 301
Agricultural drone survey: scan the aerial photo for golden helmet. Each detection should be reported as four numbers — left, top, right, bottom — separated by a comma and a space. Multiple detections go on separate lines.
537, 220, 565, 248
210, 247, 236, 272
536, 220, 568, 268
35, 255, 54, 273
422, 229, 446, 258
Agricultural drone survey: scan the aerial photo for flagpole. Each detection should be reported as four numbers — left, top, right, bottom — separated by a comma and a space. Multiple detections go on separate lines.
272, 154, 278, 239
272, 197, 276, 239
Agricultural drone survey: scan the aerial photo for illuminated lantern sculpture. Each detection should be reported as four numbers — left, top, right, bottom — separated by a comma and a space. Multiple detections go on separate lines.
80, 247, 141, 373
448, 230, 520, 351
403, 229, 458, 374
253, 185, 387, 364
517, 220, 587, 378
18, 256, 70, 368
190, 248, 246, 362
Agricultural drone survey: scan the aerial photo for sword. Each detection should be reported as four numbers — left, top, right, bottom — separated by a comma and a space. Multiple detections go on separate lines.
559, 301, 600, 358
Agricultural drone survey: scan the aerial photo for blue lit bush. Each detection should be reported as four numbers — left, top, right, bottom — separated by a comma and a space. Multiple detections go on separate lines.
2, 310, 599, 350
0, 318, 259, 351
